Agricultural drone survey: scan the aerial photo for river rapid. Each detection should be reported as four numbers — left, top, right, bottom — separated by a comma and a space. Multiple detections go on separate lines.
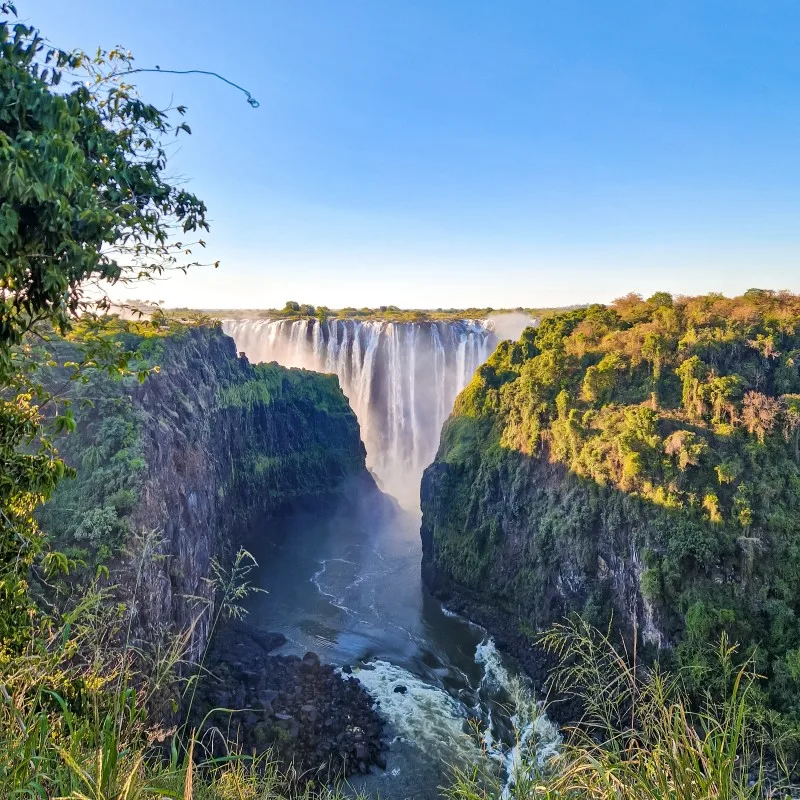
245, 504, 560, 800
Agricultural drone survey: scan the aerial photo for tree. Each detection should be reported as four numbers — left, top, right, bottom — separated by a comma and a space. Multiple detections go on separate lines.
0, 9, 209, 643
675, 356, 708, 419
642, 330, 673, 404
0, 17, 208, 363
742, 391, 780, 443
647, 291, 674, 308
663, 429, 708, 471
782, 394, 800, 459
704, 374, 744, 424
283, 301, 300, 313
612, 292, 650, 324
581, 353, 623, 404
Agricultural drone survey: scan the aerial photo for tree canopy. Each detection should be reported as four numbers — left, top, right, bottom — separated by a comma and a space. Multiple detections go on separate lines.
0, 18, 208, 361
452, 289, 800, 717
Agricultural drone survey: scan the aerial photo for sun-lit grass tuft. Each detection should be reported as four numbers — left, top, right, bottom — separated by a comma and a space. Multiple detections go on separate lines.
447, 616, 796, 800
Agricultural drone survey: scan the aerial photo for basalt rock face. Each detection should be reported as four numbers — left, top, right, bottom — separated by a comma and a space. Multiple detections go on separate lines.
420, 447, 666, 704
129, 328, 378, 659
43, 325, 379, 660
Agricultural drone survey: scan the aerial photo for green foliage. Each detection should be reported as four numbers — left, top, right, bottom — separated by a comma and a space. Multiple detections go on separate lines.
36, 359, 147, 568
218, 357, 367, 523
0, 8, 362, 798
0, 4, 209, 648
0, 18, 207, 356
212, 303, 578, 324
0, 563, 355, 800
218, 361, 348, 414
36, 322, 366, 575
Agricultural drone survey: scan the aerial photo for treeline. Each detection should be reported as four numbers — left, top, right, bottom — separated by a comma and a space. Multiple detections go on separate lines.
191, 301, 576, 323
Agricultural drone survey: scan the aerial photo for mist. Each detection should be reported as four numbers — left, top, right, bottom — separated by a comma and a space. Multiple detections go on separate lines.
484, 312, 536, 342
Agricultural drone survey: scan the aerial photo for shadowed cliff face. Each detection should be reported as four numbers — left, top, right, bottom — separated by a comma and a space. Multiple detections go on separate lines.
41, 326, 379, 660
223, 318, 495, 507
420, 443, 666, 663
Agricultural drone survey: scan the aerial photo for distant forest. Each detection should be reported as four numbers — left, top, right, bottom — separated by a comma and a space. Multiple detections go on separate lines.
123, 299, 582, 323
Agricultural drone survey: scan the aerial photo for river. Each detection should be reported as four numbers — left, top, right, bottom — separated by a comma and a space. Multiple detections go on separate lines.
245, 503, 560, 800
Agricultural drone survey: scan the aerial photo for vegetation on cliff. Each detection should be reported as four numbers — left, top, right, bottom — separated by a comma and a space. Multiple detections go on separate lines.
425, 290, 800, 721
0, 0, 209, 646
37, 318, 368, 573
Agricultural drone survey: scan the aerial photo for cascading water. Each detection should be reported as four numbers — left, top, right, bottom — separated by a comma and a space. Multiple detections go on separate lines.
223, 318, 495, 507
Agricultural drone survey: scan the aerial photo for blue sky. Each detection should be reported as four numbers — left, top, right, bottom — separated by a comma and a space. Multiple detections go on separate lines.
33, 1, 800, 308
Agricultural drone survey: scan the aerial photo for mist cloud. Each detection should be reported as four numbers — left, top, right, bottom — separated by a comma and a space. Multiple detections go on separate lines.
485, 312, 536, 342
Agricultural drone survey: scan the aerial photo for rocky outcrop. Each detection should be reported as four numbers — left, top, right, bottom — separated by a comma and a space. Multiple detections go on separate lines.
189, 621, 387, 780
421, 298, 800, 723
43, 324, 381, 659
123, 326, 378, 659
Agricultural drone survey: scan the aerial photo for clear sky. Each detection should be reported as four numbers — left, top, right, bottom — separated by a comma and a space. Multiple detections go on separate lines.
31, 1, 800, 309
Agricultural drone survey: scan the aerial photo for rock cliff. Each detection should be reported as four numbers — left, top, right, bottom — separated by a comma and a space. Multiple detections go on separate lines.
420, 442, 666, 694
41, 323, 378, 659
421, 294, 800, 719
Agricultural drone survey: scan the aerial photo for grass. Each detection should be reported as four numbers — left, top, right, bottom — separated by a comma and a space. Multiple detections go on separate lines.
4, 601, 797, 799
447, 616, 796, 800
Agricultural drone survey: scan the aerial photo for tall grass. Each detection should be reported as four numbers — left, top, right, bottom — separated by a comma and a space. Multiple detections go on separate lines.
0, 547, 359, 799
448, 617, 795, 800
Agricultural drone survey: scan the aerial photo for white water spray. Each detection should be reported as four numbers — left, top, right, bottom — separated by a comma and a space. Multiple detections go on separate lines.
223, 318, 495, 507
476, 639, 561, 796
352, 660, 478, 762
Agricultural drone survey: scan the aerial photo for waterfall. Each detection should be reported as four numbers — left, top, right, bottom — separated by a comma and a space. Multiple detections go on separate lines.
223, 318, 496, 507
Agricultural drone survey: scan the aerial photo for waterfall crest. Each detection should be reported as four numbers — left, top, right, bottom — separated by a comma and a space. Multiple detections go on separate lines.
223, 318, 495, 507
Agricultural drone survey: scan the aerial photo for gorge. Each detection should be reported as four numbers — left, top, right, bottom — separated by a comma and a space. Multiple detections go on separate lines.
216, 314, 559, 795
40, 316, 556, 799
222, 317, 497, 506
9, 5, 797, 794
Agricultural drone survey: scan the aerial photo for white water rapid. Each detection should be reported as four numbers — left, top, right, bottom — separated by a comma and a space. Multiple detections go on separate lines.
223, 318, 495, 507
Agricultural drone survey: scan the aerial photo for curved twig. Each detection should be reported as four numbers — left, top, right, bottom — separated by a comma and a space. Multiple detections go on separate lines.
115, 67, 260, 107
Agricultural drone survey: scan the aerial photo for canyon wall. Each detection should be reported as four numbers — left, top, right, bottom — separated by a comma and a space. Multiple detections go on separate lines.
40, 324, 378, 659
420, 297, 800, 717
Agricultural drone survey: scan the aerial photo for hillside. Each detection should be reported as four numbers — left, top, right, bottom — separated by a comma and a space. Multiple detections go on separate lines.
421, 290, 800, 718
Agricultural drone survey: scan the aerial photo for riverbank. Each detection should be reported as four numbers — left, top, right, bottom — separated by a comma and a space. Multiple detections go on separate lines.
188, 620, 388, 781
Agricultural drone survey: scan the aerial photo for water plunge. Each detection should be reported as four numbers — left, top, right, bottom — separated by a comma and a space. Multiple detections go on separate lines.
245, 508, 560, 800
223, 318, 495, 507
227, 313, 556, 796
